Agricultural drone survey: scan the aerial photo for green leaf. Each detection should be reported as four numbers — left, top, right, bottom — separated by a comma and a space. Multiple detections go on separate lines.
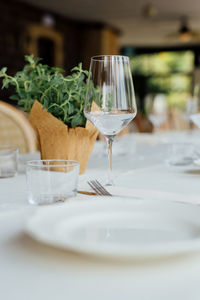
10, 95, 19, 100
0, 67, 7, 76
71, 114, 82, 127
0, 55, 98, 128
67, 102, 73, 115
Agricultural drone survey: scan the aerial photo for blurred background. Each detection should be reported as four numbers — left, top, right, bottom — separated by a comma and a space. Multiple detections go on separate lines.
1, 0, 200, 132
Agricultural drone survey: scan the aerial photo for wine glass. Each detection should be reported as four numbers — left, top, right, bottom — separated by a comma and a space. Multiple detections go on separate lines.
84, 55, 137, 185
146, 94, 168, 131
183, 84, 199, 129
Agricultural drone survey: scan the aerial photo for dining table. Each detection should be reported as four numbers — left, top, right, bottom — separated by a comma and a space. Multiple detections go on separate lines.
1, 130, 200, 300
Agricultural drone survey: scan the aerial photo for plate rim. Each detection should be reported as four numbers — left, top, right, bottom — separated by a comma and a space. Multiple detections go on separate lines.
26, 197, 200, 259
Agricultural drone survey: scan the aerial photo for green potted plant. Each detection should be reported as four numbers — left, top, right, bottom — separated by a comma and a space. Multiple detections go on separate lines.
0, 55, 98, 173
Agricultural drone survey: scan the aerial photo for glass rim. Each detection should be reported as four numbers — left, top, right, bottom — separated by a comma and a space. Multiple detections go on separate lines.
27, 159, 80, 167
91, 55, 129, 62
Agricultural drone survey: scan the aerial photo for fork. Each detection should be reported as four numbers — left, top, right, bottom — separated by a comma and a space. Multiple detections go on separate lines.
88, 179, 142, 200
87, 180, 112, 196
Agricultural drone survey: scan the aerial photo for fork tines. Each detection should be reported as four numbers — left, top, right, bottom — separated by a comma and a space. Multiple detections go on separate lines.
88, 180, 112, 196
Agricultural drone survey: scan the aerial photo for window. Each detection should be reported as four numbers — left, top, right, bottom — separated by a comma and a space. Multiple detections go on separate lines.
130, 51, 194, 113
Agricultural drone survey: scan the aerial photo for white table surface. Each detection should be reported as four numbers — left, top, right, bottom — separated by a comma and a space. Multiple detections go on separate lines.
1, 131, 200, 300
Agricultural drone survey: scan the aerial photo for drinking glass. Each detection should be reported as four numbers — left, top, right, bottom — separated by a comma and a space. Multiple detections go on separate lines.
26, 160, 80, 205
84, 55, 137, 185
182, 97, 198, 124
0, 145, 18, 178
167, 143, 194, 166
146, 94, 168, 131
190, 113, 200, 128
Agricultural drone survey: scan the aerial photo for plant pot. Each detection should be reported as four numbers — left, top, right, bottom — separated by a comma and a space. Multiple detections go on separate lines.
29, 101, 98, 174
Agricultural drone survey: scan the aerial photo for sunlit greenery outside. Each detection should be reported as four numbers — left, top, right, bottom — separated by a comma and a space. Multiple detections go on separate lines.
130, 51, 194, 111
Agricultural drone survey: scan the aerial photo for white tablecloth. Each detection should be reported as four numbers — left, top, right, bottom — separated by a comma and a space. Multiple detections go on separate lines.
1, 131, 200, 300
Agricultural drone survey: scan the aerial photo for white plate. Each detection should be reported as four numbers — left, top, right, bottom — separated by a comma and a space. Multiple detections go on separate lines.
26, 198, 200, 259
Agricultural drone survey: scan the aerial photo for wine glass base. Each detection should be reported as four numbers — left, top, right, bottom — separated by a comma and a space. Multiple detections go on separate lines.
105, 180, 115, 186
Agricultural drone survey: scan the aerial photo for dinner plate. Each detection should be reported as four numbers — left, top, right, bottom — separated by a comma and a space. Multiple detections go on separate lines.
26, 197, 200, 259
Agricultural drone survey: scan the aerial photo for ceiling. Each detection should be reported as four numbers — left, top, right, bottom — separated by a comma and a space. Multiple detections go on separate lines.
19, 0, 200, 46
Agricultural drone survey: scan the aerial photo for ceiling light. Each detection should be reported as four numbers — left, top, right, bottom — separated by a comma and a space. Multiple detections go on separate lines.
179, 16, 192, 42
41, 14, 55, 28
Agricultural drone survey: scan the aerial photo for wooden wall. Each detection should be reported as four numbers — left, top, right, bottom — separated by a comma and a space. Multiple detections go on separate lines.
80, 24, 120, 69
0, 0, 120, 102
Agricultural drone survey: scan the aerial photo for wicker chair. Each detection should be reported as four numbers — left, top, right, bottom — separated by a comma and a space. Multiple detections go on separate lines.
0, 101, 38, 153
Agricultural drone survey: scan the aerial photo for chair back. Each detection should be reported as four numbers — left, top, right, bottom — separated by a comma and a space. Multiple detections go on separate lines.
0, 101, 38, 153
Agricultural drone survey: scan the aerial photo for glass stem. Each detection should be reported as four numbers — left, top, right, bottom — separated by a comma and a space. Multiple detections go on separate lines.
105, 136, 115, 186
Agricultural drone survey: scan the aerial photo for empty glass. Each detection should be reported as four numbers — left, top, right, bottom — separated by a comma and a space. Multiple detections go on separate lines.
26, 160, 80, 205
182, 97, 198, 124
146, 94, 168, 131
167, 143, 194, 166
0, 145, 18, 178
190, 113, 200, 128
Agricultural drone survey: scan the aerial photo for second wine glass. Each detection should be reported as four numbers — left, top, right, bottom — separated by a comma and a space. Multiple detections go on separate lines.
84, 55, 137, 185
